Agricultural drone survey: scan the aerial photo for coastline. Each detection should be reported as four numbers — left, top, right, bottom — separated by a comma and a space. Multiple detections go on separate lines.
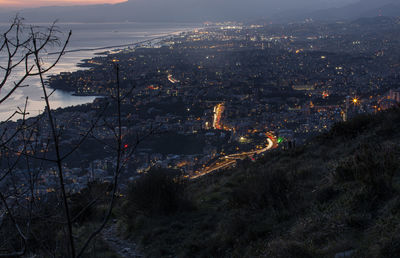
47, 30, 186, 56
46, 26, 201, 96
0, 23, 201, 121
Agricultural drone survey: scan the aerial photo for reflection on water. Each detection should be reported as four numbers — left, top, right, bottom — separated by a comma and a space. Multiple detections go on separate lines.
0, 22, 198, 121
0, 49, 98, 121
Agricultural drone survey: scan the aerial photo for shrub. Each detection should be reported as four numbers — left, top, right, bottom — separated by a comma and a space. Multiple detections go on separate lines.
229, 168, 297, 212
264, 239, 316, 258
333, 159, 356, 182
69, 181, 110, 224
328, 114, 374, 139
333, 143, 398, 197
379, 234, 400, 258
362, 215, 400, 258
315, 185, 340, 203
0, 193, 70, 256
123, 168, 191, 217
216, 213, 247, 247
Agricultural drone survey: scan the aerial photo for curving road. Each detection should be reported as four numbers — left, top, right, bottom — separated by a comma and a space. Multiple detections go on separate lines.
191, 138, 275, 179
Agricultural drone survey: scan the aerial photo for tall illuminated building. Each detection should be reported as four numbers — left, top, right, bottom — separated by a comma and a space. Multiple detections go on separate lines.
213, 103, 225, 130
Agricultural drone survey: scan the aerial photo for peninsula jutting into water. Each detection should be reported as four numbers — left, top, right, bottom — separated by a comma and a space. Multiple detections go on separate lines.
0, 22, 199, 121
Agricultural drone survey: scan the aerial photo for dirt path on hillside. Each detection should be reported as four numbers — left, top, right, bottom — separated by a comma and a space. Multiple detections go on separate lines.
102, 222, 143, 258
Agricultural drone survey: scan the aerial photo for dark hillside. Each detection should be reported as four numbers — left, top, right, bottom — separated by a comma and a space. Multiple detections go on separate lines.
117, 107, 400, 257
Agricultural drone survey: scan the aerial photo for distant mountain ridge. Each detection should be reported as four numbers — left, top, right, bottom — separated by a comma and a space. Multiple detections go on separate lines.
1, 0, 278, 23
0, 0, 399, 23
306, 0, 400, 21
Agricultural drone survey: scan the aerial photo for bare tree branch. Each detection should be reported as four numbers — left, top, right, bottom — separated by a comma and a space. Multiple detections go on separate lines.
31, 26, 76, 257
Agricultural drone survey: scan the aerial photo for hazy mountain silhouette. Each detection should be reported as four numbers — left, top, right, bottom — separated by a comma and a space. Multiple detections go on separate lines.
0, 0, 398, 23
0, 0, 355, 23
306, 0, 400, 21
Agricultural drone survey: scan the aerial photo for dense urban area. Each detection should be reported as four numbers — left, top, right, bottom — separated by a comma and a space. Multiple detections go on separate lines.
2, 11, 400, 257
1, 16, 400, 199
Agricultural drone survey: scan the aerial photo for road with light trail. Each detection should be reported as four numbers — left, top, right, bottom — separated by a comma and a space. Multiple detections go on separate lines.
191, 138, 275, 179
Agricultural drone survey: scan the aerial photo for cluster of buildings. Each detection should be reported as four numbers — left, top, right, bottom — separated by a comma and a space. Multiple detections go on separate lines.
2, 16, 400, 195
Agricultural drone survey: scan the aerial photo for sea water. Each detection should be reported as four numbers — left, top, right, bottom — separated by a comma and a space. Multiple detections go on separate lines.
0, 22, 198, 121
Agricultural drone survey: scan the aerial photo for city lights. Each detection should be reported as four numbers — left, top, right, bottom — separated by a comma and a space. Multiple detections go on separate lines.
213, 103, 225, 130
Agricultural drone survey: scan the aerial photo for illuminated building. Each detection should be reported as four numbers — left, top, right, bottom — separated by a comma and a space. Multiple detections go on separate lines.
378, 88, 400, 110
292, 85, 315, 91
213, 103, 225, 130
389, 89, 400, 102
342, 96, 350, 122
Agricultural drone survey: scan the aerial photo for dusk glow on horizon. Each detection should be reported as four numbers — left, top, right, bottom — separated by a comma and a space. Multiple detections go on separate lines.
0, 0, 127, 8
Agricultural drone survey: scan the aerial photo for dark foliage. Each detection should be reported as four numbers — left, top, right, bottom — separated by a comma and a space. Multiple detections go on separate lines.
333, 143, 398, 197
379, 233, 400, 258
116, 108, 400, 257
328, 113, 375, 138
70, 182, 111, 224
123, 168, 191, 217
0, 193, 69, 257
229, 168, 297, 212
264, 239, 316, 258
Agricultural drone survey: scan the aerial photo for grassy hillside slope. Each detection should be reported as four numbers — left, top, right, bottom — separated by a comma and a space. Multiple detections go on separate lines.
117, 107, 400, 257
